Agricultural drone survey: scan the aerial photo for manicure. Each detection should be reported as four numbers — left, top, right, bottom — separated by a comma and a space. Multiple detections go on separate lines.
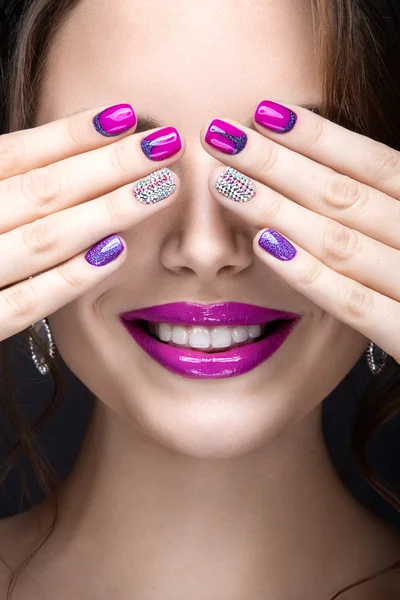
258, 229, 296, 261
215, 167, 256, 202
141, 127, 182, 161
205, 119, 248, 155
93, 103, 137, 137
85, 235, 125, 266
133, 168, 176, 204
255, 101, 297, 134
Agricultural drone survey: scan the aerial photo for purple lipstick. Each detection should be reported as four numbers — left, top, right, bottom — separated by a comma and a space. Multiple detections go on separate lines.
119, 302, 301, 379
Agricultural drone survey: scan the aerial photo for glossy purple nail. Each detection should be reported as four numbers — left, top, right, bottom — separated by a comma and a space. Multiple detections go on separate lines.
141, 127, 182, 161
93, 104, 137, 137
255, 101, 297, 134
205, 119, 248, 155
258, 229, 296, 261
85, 235, 124, 266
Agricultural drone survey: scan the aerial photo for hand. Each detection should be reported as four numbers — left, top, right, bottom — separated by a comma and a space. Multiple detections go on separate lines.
0, 104, 183, 342
202, 101, 400, 364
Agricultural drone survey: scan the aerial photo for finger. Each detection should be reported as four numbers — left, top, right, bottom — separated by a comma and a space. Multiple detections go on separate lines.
210, 167, 400, 302
0, 168, 179, 288
201, 117, 400, 250
0, 233, 127, 342
0, 125, 184, 234
253, 228, 400, 363
0, 103, 137, 181
252, 100, 400, 200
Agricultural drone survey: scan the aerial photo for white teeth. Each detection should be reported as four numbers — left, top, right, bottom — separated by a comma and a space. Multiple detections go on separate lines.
248, 325, 262, 339
171, 326, 188, 345
158, 323, 172, 342
189, 327, 211, 349
231, 326, 249, 343
210, 326, 231, 348
152, 323, 266, 350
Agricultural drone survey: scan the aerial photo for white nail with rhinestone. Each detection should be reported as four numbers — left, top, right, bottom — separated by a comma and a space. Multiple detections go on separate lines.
133, 167, 176, 204
215, 167, 256, 202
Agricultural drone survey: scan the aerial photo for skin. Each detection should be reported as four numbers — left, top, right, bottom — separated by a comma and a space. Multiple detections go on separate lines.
0, 0, 399, 598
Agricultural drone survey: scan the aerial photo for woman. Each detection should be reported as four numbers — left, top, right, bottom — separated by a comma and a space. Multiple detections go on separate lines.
0, 0, 399, 597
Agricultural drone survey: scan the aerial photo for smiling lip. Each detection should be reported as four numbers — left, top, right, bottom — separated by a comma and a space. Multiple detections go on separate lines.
119, 302, 302, 379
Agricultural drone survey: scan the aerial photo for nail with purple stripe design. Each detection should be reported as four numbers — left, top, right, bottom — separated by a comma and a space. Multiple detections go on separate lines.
255, 100, 297, 134
141, 127, 182, 161
205, 119, 248, 155
93, 103, 137, 137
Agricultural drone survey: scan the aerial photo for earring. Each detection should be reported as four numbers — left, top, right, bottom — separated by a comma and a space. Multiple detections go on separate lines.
366, 341, 387, 376
28, 318, 56, 375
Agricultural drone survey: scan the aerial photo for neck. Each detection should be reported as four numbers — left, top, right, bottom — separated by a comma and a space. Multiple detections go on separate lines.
51, 398, 394, 598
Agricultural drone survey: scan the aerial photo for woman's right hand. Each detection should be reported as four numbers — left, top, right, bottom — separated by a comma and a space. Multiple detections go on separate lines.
0, 103, 183, 342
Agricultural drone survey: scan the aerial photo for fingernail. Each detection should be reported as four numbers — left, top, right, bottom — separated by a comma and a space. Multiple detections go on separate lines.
205, 119, 248, 155
141, 127, 182, 161
93, 103, 137, 137
85, 234, 125, 266
133, 167, 176, 204
258, 229, 296, 261
215, 167, 256, 202
255, 101, 297, 134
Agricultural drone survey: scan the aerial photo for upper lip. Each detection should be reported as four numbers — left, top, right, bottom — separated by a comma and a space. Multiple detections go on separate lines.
119, 302, 301, 327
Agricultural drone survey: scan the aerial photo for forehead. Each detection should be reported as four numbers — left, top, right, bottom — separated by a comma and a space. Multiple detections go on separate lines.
38, 0, 321, 131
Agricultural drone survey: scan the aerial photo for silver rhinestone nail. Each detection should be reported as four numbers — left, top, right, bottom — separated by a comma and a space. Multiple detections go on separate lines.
133, 167, 176, 204
215, 167, 256, 202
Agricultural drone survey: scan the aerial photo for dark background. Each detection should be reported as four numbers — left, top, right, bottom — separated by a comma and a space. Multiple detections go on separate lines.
0, 338, 400, 527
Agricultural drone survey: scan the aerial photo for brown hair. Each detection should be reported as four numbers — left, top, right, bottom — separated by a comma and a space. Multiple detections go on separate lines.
0, 0, 400, 597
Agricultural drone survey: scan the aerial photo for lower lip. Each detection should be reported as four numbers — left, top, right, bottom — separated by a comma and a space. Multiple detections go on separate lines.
120, 319, 300, 379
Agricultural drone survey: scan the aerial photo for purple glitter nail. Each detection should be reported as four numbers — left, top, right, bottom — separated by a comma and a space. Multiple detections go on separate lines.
258, 229, 296, 261
85, 235, 124, 266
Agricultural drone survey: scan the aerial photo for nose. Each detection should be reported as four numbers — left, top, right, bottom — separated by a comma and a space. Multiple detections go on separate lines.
160, 152, 254, 282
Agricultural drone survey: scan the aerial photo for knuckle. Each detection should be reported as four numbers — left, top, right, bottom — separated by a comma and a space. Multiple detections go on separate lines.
20, 166, 61, 213
104, 193, 127, 223
2, 281, 37, 321
66, 116, 86, 147
57, 260, 84, 290
263, 192, 282, 221
308, 117, 326, 149
322, 220, 359, 262
298, 256, 324, 287
362, 144, 400, 180
254, 139, 278, 174
340, 281, 373, 320
323, 173, 365, 210
108, 138, 131, 177
22, 217, 59, 254
0, 134, 23, 177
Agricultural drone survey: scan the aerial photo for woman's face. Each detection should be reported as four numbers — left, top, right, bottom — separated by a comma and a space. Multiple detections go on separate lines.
38, 0, 367, 457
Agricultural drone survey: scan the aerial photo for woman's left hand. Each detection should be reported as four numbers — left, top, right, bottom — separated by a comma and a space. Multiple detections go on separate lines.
201, 101, 400, 364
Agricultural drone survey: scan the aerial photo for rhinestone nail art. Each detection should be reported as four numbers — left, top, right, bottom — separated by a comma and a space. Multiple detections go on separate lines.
133, 168, 176, 204
215, 167, 256, 202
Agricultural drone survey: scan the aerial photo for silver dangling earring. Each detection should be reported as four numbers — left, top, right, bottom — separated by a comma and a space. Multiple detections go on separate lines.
28, 318, 56, 375
366, 341, 388, 376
